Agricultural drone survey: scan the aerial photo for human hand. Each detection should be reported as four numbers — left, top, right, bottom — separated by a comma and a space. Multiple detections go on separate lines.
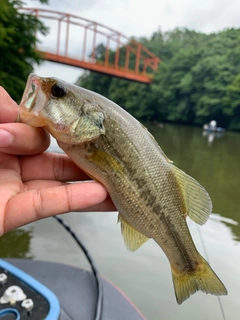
0, 87, 115, 236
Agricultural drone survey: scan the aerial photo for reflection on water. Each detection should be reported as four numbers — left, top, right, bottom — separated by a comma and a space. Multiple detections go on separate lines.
202, 131, 225, 147
0, 228, 33, 259
0, 124, 239, 320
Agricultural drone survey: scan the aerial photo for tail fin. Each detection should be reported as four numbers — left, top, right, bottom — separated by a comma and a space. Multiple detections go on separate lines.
171, 256, 227, 304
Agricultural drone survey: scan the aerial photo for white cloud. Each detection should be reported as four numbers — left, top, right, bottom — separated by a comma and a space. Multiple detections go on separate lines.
27, 0, 240, 37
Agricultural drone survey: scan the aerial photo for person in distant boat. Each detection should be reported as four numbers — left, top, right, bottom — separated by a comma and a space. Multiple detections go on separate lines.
0, 86, 115, 236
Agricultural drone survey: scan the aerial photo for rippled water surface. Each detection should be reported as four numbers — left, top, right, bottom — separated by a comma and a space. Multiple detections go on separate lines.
1, 124, 239, 320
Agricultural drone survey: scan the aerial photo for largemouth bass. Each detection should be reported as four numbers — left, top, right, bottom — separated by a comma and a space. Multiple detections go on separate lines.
19, 74, 227, 304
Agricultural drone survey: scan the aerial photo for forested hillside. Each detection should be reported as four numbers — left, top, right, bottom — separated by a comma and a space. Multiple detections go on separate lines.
76, 28, 240, 131
0, 0, 48, 101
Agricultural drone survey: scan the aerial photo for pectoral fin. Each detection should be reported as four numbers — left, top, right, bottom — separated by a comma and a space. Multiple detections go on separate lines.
118, 214, 149, 251
172, 165, 212, 225
87, 145, 125, 175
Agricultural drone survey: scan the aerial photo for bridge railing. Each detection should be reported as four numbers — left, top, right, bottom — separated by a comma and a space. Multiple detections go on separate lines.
19, 8, 161, 83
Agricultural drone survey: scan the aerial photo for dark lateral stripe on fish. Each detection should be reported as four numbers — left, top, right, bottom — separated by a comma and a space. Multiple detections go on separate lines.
164, 214, 200, 272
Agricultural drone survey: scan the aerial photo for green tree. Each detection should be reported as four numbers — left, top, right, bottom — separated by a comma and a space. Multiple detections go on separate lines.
222, 74, 240, 130
77, 27, 240, 131
0, 0, 48, 102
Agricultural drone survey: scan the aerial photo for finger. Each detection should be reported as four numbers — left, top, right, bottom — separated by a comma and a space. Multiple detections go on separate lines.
0, 87, 19, 123
24, 179, 67, 190
0, 153, 20, 172
0, 123, 50, 154
3, 181, 108, 233
20, 153, 90, 182
24, 180, 116, 211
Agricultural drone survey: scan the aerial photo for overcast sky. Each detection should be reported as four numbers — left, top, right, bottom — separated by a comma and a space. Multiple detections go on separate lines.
26, 0, 240, 83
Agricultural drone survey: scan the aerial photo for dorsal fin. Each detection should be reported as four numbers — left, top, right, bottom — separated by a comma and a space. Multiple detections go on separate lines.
172, 165, 212, 225
118, 214, 149, 251
140, 123, 173, 163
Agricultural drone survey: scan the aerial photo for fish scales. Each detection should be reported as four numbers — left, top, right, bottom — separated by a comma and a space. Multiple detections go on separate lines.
63, 119, 190, 252
68, 115, 200, 266
19, 74, 227, 304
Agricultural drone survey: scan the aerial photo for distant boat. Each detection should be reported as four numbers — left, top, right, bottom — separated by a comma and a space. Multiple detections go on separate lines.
203, 120, 225, 133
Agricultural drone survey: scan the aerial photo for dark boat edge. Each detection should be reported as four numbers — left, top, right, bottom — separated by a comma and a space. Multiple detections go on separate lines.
0, 258, 146, 320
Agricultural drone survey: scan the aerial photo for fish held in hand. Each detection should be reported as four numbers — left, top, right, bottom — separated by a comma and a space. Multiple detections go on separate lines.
19, 74, 227, 304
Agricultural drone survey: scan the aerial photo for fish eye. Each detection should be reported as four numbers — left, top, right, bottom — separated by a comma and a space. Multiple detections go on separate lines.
51, 83, 67, 98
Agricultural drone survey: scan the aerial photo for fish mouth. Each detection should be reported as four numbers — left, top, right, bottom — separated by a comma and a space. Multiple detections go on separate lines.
18, 74, 48, 127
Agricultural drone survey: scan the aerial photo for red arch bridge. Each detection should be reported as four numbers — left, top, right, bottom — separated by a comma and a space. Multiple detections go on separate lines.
19, 8, 161, 83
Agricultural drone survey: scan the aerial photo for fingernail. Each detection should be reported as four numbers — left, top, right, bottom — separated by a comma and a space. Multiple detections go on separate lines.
0, 129, 13, 147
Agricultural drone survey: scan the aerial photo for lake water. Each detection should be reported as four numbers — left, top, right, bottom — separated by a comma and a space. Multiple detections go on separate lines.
0, 124, 239, 320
